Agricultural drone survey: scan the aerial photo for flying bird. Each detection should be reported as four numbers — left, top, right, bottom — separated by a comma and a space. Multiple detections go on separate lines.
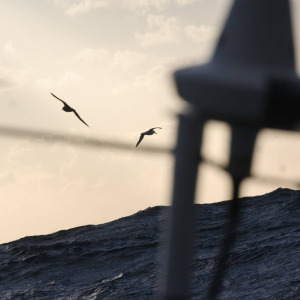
136, 127, 162, 147
51, 93, 89, 127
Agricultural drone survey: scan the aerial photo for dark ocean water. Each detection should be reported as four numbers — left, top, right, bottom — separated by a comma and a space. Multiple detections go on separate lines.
1, 188, 300, 299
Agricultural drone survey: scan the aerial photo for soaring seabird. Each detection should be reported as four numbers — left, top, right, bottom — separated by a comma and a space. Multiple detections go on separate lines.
51, 93, 89, 127
136, 127, 162, 147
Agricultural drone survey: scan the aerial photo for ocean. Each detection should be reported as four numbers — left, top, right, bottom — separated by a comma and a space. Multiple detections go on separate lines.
1, 188, 299, 299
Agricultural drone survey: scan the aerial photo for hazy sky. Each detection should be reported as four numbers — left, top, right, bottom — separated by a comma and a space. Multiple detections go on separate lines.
1, 0, 300, 244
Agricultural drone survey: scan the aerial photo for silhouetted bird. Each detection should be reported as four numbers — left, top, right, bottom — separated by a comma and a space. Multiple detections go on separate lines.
136, 127, 162, 147
51, 93, 89, 127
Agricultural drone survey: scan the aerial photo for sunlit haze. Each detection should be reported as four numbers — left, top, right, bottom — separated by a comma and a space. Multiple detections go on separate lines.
1, 0, 300, 244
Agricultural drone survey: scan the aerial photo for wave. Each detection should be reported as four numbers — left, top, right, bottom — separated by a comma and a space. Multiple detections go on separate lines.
1, 188, 300, 299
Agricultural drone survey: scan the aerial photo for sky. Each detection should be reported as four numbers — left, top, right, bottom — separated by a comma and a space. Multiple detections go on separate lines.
1, 0, 300, 244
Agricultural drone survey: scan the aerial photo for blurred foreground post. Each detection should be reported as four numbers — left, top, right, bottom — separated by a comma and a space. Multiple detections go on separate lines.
162, 111, 204, 298
162, 0, 300, 299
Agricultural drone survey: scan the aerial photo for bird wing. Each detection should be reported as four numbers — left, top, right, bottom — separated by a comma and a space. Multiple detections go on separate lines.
136, 134, 145, 147
73, 110, 89, 127
150, 127, 162, 130
51, 93, 68, 106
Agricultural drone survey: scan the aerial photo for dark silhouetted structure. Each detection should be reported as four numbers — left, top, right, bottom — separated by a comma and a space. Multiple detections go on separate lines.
162, 0, 300, 299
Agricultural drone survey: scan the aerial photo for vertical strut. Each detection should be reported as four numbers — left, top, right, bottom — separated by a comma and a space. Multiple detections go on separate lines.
162, 111, 204, 299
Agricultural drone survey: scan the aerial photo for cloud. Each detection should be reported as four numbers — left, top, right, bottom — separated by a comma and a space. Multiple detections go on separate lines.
73, 47, 148, 71
52, 0, 109, 16
176, 0, 202, 5
35, 78, 53, 89
52, 0, 203, 16
75, 48, 110, 62
0, 41, 31, 89
0, 67, 31, 89
110, 56, 177, 97
135, 14, 217, 47
110, 50, 147, 70
122, 0, 170, 13
185, 25, 217, 43
3, 41, 16, 55
7, 141, 33, 163
58, 71, 82, 85
36, 71, 82, 89
135, 14, 182, 46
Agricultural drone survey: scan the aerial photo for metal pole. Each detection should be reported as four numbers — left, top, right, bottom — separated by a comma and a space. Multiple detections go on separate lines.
161, 110, 204, 299
208, 124, 258, 299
